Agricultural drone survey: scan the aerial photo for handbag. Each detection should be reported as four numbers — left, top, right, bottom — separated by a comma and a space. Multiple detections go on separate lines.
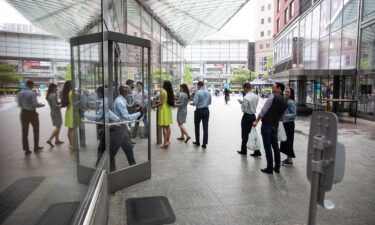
278, 122, 287, 142
247, 127, 260, 150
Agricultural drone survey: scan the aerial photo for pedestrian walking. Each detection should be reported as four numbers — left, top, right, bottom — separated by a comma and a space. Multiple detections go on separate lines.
253, 82, 288, 174
280, 88, 297, 166
176, 84, 191, 143
17, 80, 45, 154
224, 88, 230, 104
85, 86, 136, 171
151, 80, 174, 149
61, 80, 78, 151
46, 83, 64, 147
192, 81, 211, 149
237, 83, 259, 156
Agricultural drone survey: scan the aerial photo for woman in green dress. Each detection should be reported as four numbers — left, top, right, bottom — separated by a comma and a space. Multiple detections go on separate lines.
61, 80, 76, 150
152, 81, 174, 148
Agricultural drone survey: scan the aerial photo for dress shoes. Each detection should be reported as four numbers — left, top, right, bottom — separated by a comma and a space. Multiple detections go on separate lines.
250, 150, 261, 157
201, 144, 206, 149
192, 142, 200, 146
34, 146, 43, 153
237, 151, 247, 155
260, 168, 273, 174
25, 150, 32, 155
273, 167, 280, 173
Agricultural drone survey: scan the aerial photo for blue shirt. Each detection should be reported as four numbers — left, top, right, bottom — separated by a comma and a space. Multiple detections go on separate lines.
113, 95, 141, 121
84, 98, 120, 122
283, 99, 297, 123
17, 89, 38, 110
193, 88, 211, 109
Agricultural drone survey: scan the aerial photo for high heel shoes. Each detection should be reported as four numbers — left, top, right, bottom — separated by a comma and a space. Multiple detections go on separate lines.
184, 136, 191, 143
46, 140, 54, 147
160, 143, 170, 149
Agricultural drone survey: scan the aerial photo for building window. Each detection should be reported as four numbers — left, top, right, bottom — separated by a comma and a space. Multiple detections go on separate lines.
260, 44, 264, 49
267, 30, 271, 36
277, 18, 280, 32
261, 18, 264, 24
268, 4, 271, 10
290, 1, 294, 18
285, 8, 289, 23
268, 17, 271, 23
261, 31, 264, 37
259, 56, 268, 71
277, 0, 280, 12
266, 43, 270, 48
345, 40, 353, 47
345, 55, 351, 65
261, 5, 265, 11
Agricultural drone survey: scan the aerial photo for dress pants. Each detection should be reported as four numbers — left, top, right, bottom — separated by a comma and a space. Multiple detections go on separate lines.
194, 108, 209, 145
280, 121, 295, 158
241, 113, 256, 152
261, 122, 280, 170
96, 126, 136, 171
20, 109, 39, 151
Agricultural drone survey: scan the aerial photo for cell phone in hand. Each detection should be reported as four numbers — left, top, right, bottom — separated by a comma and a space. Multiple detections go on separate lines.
237, 99, 243, 104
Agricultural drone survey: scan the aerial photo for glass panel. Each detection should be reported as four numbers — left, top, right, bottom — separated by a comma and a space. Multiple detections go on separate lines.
320, 0, 331, 38
113, 43, 149, 168
363, 0, 375, 21
331, 0, 344, 32
358, 75, 375, 115
359, 24, 375, 73
127, 0, 141, 37
343, 0, 358, 26
341, 21, 357, 69
329, 29, 342, 69
319, 36, 329, 69
305, 12, 312, 46
141, 7, 152, 40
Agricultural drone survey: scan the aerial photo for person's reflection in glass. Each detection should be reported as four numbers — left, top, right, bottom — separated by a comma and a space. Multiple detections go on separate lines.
84, 86, 136, 171
133, 81, 149, 138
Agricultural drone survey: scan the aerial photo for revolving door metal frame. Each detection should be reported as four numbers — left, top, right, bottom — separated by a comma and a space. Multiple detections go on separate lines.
70, 31, 152, 193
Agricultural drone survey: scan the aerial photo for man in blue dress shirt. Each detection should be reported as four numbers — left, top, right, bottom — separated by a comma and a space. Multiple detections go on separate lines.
192, 81, 211, 148
84, 86, 136, 170
17, 80, 45, 154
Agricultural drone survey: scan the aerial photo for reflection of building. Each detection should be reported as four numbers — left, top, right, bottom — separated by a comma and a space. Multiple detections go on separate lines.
184, 39, 250, 88
254, 0, 274, 77
272, 0, 375, 120
0, 24, 70, 86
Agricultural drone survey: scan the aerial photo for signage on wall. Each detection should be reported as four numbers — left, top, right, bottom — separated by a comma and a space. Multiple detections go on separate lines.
25, 61, 51, 67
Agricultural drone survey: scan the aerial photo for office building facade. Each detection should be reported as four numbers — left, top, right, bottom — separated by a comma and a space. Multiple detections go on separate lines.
0, 24, 70, 86
254, 0, 274, 77
272, 0, 375, 119
184, 39, 249, 88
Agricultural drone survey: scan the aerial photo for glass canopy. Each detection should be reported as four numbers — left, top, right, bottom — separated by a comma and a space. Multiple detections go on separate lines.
7, 0, 249, 45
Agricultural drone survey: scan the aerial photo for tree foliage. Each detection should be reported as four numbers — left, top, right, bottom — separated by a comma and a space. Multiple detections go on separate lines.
263, 54, 274, 78
229, 68, 257, 85
152, 67, 172, 82
0, 64, 21, 85
183, 65, 193, 85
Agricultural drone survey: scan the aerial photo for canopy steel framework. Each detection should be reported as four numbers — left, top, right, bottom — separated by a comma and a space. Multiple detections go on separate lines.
6, 0, 249, 45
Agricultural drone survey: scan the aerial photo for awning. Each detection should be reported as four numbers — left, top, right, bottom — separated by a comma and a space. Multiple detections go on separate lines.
6, 0, 249, 45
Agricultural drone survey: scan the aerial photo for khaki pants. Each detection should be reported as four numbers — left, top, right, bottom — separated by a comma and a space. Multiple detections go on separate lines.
21, 109, 39, 151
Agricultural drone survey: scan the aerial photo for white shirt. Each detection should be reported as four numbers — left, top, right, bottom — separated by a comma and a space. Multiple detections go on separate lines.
242, 92, 258, 114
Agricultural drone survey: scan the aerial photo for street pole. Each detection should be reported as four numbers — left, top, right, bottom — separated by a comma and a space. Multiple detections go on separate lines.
308, 146, 322, 225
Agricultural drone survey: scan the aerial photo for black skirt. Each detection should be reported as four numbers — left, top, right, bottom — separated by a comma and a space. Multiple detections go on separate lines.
280, 121, 295, 158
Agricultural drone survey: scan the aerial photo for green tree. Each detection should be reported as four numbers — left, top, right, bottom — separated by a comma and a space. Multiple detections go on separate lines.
264, 54, 274, 79
152, 67, 172, 82
183, 65, 193, 85
0, 64, 21, 94
65, 64, 72, 80
230, 68, 256, 85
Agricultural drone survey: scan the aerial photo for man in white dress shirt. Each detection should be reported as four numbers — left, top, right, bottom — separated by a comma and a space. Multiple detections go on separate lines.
237, 83, 259, 156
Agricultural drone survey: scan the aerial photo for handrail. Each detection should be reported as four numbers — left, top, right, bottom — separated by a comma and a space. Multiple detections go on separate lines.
82, 170, 106, 225
81, 119, 143, 126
